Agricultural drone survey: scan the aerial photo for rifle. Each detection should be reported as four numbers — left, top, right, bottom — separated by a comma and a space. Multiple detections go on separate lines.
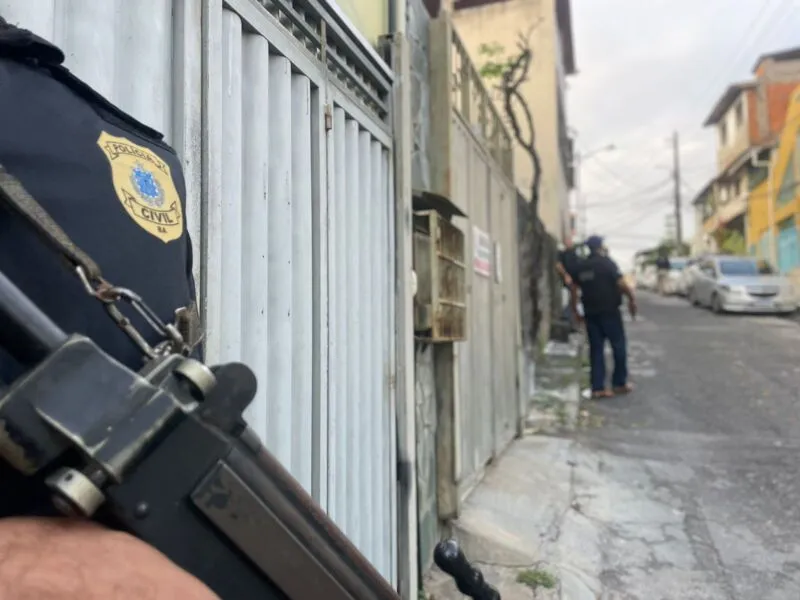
0, 167, 399, 600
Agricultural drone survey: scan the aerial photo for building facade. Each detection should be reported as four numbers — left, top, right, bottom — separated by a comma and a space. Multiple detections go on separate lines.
693, 48, 800, 258
445, 0, 576, 240
749, 84, 800, 281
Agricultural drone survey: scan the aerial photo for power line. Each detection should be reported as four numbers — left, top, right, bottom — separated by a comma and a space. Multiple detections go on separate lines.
682, 0, 792, 144
583, 176, 672, 205
585, 157, 643, 191
588, 195, 673, 234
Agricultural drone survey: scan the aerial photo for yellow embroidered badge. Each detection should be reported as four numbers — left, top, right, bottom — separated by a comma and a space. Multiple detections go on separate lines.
97, 131, 183, 243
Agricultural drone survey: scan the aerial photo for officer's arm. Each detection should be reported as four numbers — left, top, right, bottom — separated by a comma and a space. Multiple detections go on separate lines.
618, 274, 634, 300
0, 518, 219, 599
569, 282, 580, 319
612, 262, 637, 315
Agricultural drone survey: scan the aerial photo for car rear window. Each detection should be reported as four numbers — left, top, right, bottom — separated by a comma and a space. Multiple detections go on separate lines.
718, 259, 759, 276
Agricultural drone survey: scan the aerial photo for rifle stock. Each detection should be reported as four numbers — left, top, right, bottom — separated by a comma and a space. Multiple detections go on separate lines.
0, 267, 399, 600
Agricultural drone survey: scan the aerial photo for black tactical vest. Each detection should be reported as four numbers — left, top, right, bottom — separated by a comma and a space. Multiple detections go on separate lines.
0, 22, 198, 384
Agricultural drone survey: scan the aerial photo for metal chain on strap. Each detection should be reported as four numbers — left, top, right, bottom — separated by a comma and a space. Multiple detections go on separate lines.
0, 165, 194, 360
75, 266, 190, 359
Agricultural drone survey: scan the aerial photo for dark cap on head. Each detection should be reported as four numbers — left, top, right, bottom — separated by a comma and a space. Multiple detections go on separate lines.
586, 235, 604, 251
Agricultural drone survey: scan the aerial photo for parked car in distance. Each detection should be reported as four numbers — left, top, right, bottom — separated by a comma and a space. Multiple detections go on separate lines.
679, 257, 702, 298
636, 264, 657, 291
689, 255, 797, 315
663, 256, 689, 295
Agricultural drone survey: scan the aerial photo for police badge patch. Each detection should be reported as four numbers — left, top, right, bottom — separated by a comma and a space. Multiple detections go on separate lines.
96, 131, 183, 243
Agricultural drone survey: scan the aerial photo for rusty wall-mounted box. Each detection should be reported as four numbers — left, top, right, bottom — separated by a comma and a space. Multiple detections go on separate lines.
413, 209, 467, 342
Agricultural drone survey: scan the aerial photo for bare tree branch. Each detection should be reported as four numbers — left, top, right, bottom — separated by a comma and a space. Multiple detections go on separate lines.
477, 22, 554, 343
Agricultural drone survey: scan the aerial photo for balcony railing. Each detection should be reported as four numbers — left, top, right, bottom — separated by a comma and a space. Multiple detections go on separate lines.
449, 27, 514, 177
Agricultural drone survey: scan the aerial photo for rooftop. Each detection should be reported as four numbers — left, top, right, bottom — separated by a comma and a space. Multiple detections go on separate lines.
691, 176, 718, 206
752, 45, 800, 73
702, 81, 757, 126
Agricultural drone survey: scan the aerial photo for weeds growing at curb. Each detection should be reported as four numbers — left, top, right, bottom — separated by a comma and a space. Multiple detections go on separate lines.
516, 568, 558, 591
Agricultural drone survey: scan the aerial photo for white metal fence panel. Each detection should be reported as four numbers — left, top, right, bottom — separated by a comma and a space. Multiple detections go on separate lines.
490, 173, 517, 455
451, 115, 494, 488
327, 93, 395, 579
3, 0, 396, 583
451, 112, 519, 494
209, 7, 321, 495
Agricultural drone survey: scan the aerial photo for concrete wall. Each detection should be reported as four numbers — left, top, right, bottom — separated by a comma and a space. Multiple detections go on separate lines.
452, 0, 569, 240
407, 0, 438, 575
716, 91, 751, 172
409, 0, 433, 191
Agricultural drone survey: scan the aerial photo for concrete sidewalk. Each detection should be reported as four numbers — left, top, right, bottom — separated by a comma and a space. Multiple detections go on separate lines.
425, 338, 596, 600
424, 436, 599, 600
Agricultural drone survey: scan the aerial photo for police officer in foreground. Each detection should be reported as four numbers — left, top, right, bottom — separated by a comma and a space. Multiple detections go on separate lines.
569, 235, 637, 399
0, 16, 217, 598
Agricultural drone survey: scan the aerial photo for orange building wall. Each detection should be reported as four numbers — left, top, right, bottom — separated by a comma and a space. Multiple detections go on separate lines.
766, 82, 800, 139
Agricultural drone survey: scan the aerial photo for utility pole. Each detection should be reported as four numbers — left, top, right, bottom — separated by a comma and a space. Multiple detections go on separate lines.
574, 152, 584, 240
672, 131, 683, 247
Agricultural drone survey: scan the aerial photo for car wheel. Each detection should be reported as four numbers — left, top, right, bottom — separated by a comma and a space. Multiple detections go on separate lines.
689, 288, 700, 306
711, 293, 724, 314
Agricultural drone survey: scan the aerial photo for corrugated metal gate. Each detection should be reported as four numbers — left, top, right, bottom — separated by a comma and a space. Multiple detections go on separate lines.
428, 14, 521, 496
2, 0, 396, 583
451, 116, 517, 487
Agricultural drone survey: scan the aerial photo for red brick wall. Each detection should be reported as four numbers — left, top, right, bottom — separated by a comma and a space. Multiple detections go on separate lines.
766, 81, 800, 137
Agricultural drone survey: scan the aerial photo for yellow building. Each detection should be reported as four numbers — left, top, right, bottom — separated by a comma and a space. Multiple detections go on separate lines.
447, 0, 577, 240
748, 84, 800, 282
692, 48, 800, 260
335, 0, 390, 47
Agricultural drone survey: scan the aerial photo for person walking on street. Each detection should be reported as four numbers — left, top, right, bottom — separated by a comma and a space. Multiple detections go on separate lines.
655, 251, 671, 295
570, 236, 637, 399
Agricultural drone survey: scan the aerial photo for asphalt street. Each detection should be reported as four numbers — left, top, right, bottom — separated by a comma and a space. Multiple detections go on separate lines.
577, 291, 800, 599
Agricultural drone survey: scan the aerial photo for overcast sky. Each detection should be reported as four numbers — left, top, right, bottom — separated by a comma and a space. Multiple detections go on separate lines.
567, 0, 800, 270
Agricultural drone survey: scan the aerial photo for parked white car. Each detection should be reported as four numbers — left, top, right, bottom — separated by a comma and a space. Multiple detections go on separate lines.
663, 256, 689, 295
679, 257, 703, 299
689, 255, 798, 315
637, 265, 657, 291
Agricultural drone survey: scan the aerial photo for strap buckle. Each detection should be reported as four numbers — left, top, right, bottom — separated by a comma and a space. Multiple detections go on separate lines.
76, 266, 189, 359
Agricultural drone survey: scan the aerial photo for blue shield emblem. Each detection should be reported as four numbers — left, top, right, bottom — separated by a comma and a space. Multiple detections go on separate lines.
131, 163, 165, 207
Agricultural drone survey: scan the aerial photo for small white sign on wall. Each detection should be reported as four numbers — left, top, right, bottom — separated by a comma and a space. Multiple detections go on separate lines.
473, 226, 492, 277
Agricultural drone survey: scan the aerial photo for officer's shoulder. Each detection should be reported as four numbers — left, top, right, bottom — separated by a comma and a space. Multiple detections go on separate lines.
0, 21, 168, 148
596, 256, 619, 271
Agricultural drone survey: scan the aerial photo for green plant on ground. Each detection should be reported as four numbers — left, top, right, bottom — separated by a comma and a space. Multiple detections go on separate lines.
516, 568, 558, 591
555, 402, 568, 427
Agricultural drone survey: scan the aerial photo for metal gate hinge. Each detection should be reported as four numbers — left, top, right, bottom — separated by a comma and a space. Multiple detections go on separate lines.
324, 104, 333, 131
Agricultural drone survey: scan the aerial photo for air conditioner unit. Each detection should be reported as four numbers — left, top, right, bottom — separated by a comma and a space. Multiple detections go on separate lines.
413, 210, 467, 342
